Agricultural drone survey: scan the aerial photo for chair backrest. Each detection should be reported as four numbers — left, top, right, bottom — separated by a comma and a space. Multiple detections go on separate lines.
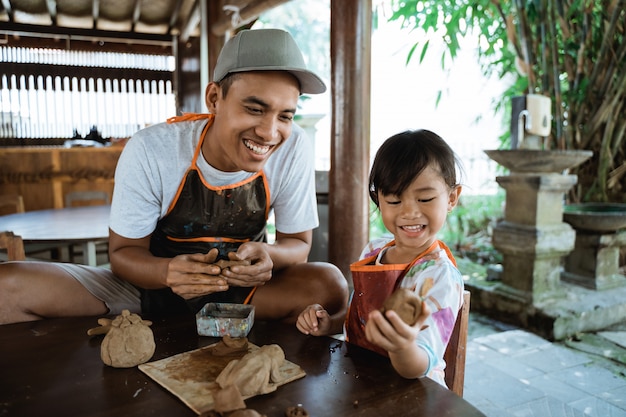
0, 194, 25, 215
444, 290, 471, 397
64, 190, 111, 207
0, 231, 26, 261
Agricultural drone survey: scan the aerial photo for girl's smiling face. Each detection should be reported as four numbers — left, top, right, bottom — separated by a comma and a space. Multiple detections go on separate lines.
378, 164, 461, 262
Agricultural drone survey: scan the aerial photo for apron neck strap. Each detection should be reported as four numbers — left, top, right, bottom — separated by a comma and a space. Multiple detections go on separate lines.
395, 239, 457, 287
167, 113, 213, 124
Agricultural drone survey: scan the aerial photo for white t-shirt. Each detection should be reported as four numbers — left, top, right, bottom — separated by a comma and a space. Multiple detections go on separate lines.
110, 118, 319, 239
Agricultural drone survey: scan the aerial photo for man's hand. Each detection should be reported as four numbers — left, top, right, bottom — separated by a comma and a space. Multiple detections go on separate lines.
166, 248, 228, 299
218, 241, 273, 287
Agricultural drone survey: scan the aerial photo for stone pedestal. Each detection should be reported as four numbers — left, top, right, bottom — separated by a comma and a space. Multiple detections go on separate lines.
562, 229, 626, 290
491, 174, 577, 303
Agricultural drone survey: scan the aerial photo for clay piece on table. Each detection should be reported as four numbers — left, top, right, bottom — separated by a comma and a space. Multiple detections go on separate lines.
285, 405, 309, 417
209, 335, 250, 356
380, 288, 422, 326
213, 384, 247, 414
214, 259, 251, 271
100, 309, 156, 368
228, 410, 266, 417
215, 344, 286, 397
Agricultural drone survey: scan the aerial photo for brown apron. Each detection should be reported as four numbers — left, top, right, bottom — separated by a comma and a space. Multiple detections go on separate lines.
143, 113, 269, 315
345, 240, 455, 356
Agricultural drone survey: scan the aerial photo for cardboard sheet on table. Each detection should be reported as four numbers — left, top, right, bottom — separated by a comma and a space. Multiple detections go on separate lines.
139, 342, 306, 414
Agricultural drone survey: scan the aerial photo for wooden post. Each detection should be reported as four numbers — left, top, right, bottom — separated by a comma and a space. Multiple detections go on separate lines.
329, 0, 372, 283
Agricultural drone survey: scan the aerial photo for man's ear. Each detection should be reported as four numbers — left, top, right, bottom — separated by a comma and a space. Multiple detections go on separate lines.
205, 83, 220, 113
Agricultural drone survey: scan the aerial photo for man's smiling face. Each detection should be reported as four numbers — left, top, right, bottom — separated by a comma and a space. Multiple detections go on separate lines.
204, 71, 300, 173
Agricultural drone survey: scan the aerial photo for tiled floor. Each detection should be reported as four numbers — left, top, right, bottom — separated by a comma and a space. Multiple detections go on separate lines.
465, 313, 626, 417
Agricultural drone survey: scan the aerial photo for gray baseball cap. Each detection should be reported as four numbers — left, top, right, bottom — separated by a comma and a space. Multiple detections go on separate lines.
213, 28, 327, 94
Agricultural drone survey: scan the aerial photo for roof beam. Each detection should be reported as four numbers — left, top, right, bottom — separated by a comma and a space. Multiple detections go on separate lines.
211, 0, 291, 36
92, 0, 100, 29
45, 0, 58, 25
1, 0, 13, 22
168, 0, 183, 34
179, 1, 200, 42
0, 22, 173, 46
131, 0, 141, 32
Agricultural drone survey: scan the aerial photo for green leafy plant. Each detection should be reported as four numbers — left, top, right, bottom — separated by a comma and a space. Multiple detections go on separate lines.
386, 0, 626, 203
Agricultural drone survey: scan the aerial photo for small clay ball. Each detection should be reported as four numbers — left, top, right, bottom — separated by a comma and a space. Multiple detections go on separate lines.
285, 405, 309, 417
380, 288, 422, 325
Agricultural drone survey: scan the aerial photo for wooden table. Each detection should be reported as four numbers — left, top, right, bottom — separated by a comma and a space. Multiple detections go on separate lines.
0, 315, 486, 417
0, 205, 110, 266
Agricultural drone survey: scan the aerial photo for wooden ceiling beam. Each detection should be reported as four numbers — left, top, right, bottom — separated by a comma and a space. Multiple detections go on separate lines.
0, 22, 172, 46
45, 0, 58, 25
1, 0, 14, 21
92, 0, 100, 29
210, 0, 291, 36
1, 35, 172, 55
168, 0, 183, 34
131, 0, 141, 32
179, 1, 200, 42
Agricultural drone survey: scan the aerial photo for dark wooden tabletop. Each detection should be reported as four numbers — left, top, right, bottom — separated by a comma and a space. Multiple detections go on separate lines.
0, 315, 486, 417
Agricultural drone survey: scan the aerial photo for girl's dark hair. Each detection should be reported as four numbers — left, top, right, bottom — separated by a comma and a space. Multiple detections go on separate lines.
369, 129, 461, 206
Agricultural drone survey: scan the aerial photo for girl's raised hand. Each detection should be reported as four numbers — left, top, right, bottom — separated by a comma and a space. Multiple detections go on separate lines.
365, 300, 431, 353
296, 304, 332, 336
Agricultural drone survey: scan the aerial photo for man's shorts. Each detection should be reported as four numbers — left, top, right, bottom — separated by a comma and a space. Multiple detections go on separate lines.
55, 263, 141, 315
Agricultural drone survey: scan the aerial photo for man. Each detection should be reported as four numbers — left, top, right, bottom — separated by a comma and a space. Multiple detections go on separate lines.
0, 29, 348, 325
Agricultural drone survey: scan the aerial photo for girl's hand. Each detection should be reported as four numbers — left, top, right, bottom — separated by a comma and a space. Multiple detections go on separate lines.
365, 301, 431, 353
296, 304, 332, 336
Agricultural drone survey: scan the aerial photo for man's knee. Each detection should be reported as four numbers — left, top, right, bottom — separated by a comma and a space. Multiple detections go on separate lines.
306, 262, 349, 310
0, 262, 26, 294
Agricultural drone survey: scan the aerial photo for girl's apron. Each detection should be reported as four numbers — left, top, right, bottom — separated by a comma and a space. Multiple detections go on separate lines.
345, 240, 455, 356
144, 113, 270, 315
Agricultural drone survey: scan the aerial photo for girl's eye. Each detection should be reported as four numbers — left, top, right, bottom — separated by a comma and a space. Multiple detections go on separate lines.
418, 197, 436, 203
384, 199, 401, 205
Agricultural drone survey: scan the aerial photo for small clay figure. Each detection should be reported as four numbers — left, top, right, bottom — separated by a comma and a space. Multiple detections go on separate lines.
209, 335, 250, 356
215, 344, 286, 397
380, 288, 422, 326
99, 309, 156, 368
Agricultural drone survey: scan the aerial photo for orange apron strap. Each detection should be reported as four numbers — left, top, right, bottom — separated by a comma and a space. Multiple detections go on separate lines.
166, 113, 212, 124
243, 287, 257, 305
436, 240, 457, 267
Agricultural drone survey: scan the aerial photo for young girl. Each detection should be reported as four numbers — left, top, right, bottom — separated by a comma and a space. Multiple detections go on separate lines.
296, 129, 464, 388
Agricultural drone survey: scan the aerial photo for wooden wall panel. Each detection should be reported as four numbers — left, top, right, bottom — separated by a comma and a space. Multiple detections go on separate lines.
0, 147, 122, 211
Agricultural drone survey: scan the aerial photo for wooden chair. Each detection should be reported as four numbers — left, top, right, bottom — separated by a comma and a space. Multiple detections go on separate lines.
0, 194, 69, 261
0, 231, 26, 261
0, 194, 25, 216
64, 190, 111, 264
444, 290, 471, 397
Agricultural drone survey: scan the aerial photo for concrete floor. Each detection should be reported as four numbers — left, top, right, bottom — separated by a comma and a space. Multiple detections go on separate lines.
466, 311, 626, 417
